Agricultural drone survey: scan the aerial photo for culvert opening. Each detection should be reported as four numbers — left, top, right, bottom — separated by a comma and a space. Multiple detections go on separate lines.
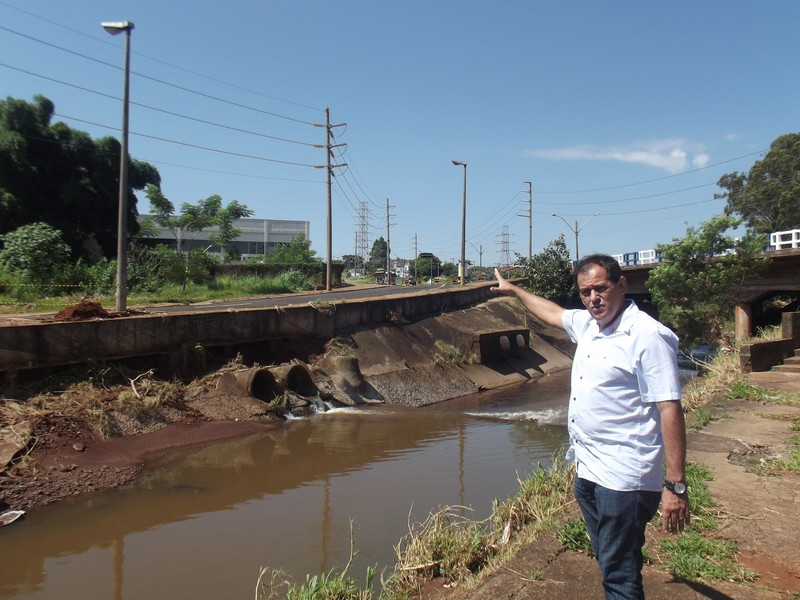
283, 364, 319, 397
248, 369, 281, 402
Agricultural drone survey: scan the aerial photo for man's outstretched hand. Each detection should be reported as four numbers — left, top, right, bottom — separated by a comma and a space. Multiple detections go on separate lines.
490, 268, 515, 296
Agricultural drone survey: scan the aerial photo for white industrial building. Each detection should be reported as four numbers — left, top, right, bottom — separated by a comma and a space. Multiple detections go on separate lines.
139, 216, 310, 260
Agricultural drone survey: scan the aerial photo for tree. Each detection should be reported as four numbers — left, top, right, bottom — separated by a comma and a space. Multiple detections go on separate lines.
716, 132, 800, 235
0, 95, 160, 260
143, 185, 253, 257
409, 253, 441, 281
341, 254, 365, 274
647, 215, 767, 348
440, 261, 457, 277
515, 234, 577, 306
142, 185, 253, 286
265, 234, 318, 264
367, 237, 388, 272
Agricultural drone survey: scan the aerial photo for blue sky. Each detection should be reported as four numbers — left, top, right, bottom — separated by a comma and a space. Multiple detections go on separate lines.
1, 1, 797, 268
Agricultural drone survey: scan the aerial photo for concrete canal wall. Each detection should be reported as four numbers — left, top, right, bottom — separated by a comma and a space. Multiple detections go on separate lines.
0, 284, 501, 377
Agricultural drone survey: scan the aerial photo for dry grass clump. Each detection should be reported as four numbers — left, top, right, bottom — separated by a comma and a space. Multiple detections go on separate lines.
1, 369, 186, 439
681, 344, 742, 412
491, 458, 576, 544
384, 507, 492, 594
681, 324, 786, 413
382, 459, 574, 598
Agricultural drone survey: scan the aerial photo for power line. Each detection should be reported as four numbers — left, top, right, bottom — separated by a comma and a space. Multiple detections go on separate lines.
56, 112, 322, 168
0, 1, 322, 112
1, 63, 320, 147
534, 182, 718, 206
0, 24, 319, 126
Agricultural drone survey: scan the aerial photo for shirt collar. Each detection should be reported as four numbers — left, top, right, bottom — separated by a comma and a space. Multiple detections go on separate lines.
594, 299, 637, 336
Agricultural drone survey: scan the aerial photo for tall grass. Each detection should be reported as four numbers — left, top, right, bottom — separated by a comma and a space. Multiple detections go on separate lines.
0, 270, 315, 314
255, 461, 576, 600
682, 325, 798, 413
381, 459, 574, 598
681, 343, 743, 412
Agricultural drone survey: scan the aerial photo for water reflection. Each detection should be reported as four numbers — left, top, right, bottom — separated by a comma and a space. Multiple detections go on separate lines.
0, 373, 571, 600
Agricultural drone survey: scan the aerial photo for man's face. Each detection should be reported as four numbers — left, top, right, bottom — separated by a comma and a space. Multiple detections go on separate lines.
576, 265, 627, 330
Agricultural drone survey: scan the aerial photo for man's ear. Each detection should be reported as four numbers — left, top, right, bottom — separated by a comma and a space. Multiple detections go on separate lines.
618, 275, 628, 294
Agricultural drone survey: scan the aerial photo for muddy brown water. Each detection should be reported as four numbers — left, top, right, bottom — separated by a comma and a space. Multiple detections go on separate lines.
0, 374, 576, 599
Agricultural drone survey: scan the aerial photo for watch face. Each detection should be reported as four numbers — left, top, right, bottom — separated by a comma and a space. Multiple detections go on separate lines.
673, 482, 687, 494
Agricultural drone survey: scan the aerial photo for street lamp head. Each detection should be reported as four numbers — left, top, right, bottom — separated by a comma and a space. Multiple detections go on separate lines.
452, 160, 467, 167
101, 21, 134, 35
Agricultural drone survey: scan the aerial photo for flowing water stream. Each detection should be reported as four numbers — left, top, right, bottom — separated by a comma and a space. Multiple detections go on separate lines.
0, 372, 574, 599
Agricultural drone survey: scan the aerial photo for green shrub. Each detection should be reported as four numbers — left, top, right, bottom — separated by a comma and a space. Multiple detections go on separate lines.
274, 269, 312, 293
0, 222, 71, 285
187, 248, 217, 285
149, 244, 185, 285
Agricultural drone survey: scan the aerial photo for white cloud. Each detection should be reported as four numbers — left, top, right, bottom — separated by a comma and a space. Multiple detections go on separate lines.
528, 139, 709, 174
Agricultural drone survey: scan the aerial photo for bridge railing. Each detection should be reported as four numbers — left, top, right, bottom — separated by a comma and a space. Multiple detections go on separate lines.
612, 229, 800, 266
770, 229, 800, 250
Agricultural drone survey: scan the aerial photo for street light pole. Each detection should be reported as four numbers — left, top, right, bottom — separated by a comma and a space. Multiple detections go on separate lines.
452, 160, 467, 286
466, 240, 483, 270
551, 213, 599, 262
101, 20, 134, 312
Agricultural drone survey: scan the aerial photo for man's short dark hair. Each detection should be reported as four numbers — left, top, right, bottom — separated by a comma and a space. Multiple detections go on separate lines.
574, 254, 622, 284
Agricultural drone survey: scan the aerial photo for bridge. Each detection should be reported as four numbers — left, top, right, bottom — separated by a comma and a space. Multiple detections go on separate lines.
622, 247, 800, 339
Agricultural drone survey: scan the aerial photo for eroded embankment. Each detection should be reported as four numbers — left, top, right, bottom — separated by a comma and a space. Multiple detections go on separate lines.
0, 297, 575, 515
188, 296, 576, 410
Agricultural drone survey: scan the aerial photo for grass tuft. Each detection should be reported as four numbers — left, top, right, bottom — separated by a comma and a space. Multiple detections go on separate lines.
256, 521, 377, 600
659, 533, 756, 583
381, 459, 574, 598
432, 340, 478, 365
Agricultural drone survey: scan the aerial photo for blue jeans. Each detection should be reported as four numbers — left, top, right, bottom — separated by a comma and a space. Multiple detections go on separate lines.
574, 477, 661, 600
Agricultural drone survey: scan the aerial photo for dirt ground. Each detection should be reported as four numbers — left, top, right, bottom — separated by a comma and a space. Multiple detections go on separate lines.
1, 296, 800, 599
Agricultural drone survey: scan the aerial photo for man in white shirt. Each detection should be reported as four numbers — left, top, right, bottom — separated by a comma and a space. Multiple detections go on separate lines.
491, 254, 689, 600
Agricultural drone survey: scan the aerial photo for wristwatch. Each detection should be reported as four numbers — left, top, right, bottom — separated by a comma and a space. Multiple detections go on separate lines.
663, 480, 687, 495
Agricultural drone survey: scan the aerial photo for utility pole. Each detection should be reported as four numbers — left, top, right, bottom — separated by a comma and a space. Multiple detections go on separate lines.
315, 108, 346, 291
352, 232, 358, 277
385, 198, 395, 285
413, 233, 418, 281
521, 181, 532, 262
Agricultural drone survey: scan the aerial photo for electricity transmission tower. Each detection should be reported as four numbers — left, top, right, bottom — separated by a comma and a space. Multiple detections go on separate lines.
356, 201, 369, 275
499, 225, 512, 268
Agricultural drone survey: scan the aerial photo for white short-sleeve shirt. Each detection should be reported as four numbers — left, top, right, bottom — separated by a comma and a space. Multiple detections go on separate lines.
562, 300, 681, 492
